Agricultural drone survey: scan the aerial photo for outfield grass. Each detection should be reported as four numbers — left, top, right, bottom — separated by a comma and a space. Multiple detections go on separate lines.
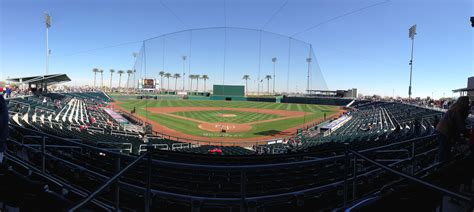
118, 100, 339, 139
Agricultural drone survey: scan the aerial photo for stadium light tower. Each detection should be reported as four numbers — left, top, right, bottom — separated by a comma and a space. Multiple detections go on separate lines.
182, 56, 187, 91
408, 25, 417, 99
45, 12, 52, 75
306, 57, 312, 95
272, 57, 277, 95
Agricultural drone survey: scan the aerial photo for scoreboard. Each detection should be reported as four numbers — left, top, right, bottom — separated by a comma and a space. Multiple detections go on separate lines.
138, 78, 159, 90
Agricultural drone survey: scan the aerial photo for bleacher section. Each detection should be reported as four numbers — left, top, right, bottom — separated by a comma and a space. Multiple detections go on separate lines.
5, 94, 445, 156
2, 93, 471, 211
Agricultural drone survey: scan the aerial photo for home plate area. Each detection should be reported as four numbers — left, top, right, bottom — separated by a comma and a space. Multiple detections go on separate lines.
198, 123, 252, 133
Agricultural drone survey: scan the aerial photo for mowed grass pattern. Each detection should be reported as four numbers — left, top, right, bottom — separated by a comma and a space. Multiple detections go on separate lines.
172, 110, 281, 123
119, 99, 339, 138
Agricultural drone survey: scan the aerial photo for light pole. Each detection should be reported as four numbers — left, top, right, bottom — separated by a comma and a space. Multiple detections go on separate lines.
306, 57, 312, 95
272, 57, 277, 95
182, 56, 187, 91
45, 12, 52, 76
408, 25, 417, 99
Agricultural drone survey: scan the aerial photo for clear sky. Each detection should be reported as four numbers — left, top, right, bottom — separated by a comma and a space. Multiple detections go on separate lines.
1, 0, 473, 98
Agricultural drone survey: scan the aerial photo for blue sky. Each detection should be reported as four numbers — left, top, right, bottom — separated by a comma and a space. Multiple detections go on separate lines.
1, 0, 473, 98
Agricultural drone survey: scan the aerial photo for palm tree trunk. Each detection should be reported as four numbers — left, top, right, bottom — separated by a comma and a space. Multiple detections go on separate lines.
110, 73, 113, 90
93, 73, 97, 88
245, 80, 248, 95
175, 78, 178, 91
101, 73, 103, 89
196, 79, 199, 91
167, 78, 170, 91
267, 79, 270, 93
204, 79, 206, 92
160, 76, 163, 91
119, 75, 122, 88
190, 80, 193, 92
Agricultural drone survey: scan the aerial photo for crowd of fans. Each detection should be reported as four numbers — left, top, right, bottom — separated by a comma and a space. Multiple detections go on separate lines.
0, 85, 32, 99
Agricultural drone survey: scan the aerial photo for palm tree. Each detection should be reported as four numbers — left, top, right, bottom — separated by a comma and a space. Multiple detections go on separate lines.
126, 70, 133, 88
99, 69, 104, 89
195, 74, 200, 91
173, 73, 181, 91
164, 73, 172, 91
265, 75, 272, 94
242, 75, 250, 95
159, 71, 165, 91
92, 68, 99, 88
189, 74, 195, 92
201, 75, 209, 92
117, 70, 124, 88
133, 69, 137, 89
109, 69, 115, 90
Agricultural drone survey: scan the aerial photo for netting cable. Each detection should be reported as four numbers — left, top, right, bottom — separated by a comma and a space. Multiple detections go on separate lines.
291, 0, 390, 37
260, 0, 289, 30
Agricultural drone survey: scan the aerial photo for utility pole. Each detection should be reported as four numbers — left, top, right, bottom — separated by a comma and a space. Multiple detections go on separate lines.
408, 25, 417, 99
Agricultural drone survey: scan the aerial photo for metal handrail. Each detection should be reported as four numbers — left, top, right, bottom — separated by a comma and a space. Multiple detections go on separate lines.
7, 124, 445, 210
118, 147, 435, 204
4, 151, 114, 211
12, 122, 437, 170
68, 151, 150, 211
346, 148, 472, 205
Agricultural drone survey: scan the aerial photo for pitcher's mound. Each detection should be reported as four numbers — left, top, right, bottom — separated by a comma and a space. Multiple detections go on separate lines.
218, 114, 237, 117
199, 123, 252, 132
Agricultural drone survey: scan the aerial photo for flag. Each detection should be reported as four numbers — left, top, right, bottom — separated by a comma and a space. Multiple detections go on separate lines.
45, 13, 52, 28
409, 25, 416, 39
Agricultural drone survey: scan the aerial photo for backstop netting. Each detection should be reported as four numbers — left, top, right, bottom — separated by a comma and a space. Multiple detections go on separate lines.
133, 27, 328, 95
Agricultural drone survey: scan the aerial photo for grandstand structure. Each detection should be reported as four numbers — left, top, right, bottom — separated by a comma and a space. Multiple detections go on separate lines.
2, 89, 473, 211
1, 19, 472, 212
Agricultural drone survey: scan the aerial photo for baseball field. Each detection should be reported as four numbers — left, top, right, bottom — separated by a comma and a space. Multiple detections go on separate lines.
115, 99, 341, 142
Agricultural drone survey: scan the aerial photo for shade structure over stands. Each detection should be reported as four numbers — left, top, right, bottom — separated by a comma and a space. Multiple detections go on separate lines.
6, 74, 71, 94
7, 74, 71, 85
452, 76, 474, 98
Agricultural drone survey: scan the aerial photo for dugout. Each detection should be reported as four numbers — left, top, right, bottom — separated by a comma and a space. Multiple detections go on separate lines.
211, 85, 246, 101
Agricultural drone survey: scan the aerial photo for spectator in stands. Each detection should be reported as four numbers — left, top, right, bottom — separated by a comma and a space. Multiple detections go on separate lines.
42, 97, 47, 105
414, 117, 422, 136
15, 103, 21, 112
436, 96, 470, 163
80, 125, 86, 132
0, 93, 8, 164
208, 147, 223, 154
5, 86, 11, 98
